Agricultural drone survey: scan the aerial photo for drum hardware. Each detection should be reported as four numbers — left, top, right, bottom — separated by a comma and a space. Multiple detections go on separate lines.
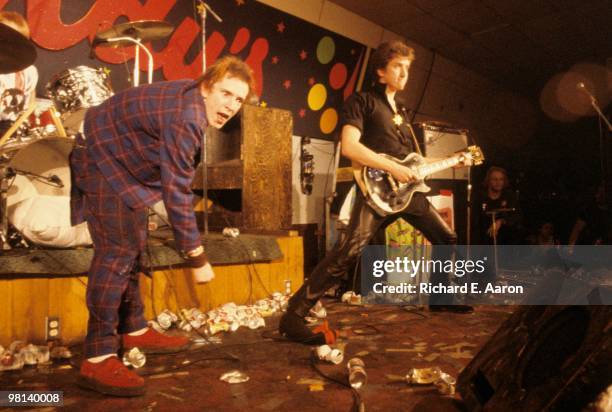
92, 20, 174, 87
4, 166, 64, 189
0, 100, 36, 147
0, 137, 89, 249
26, 100, 67, 138
0, 23, 36, 74
0, 164, 10, 249
46, 66, 113, 132
0, 163, 65, 249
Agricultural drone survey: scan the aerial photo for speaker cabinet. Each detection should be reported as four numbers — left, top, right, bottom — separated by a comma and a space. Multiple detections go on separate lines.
458, 306, 612, 411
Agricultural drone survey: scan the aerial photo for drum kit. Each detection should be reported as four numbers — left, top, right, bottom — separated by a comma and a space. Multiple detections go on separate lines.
0, 20, 174, 250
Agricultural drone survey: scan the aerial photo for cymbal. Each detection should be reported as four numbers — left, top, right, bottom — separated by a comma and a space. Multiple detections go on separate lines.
0, 24, 36, 74
94, 20, 174, 48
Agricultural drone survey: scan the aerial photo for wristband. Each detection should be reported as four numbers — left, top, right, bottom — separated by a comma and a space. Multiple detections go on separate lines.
185, 250, 209, 268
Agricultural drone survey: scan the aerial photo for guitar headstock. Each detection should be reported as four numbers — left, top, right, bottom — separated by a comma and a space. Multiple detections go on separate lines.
455, 145, 484, 166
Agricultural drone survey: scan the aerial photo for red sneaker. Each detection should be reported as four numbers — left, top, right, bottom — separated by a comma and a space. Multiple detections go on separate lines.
77, 357, 145, 397
122, 328, 190, 354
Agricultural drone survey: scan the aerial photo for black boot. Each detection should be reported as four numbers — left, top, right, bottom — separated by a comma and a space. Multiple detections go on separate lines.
279, 283, 329, 345
278, 311, 327, 345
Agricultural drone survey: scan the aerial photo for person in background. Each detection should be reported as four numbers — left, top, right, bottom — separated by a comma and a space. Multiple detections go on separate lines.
478, 166, 522, 245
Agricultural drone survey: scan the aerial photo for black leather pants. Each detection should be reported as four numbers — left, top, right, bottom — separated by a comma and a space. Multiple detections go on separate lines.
288, 192, 457, 317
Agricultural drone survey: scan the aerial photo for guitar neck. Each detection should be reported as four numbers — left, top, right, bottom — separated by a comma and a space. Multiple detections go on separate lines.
417, 155, 461, 178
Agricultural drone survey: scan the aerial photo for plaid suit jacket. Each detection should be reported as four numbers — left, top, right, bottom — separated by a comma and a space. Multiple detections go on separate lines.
76, 80, 206, 253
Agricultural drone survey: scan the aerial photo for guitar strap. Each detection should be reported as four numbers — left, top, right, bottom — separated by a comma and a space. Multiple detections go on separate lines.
398, 104, 423, 156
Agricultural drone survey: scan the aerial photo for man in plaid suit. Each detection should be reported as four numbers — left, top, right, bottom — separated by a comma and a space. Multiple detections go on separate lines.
71, 56, 255, 396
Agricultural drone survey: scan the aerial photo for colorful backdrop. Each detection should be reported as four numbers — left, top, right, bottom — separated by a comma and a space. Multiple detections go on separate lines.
0, 0, 367, 139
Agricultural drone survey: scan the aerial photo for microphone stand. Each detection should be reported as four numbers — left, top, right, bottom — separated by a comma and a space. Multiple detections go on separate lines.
578, 85, 612, 208
197, 1, 222, 236
0, 165, 10, 250
583, 91, 612, 132
104, 36, 154, 86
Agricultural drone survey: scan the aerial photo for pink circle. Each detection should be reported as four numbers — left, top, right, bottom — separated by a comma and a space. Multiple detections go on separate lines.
329, 63, 348, 90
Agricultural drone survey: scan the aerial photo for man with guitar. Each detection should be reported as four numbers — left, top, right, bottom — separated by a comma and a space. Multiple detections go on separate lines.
280, 41, 474, 345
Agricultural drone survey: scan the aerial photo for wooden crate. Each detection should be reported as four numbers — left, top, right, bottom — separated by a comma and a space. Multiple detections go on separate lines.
193, 104, 293, 231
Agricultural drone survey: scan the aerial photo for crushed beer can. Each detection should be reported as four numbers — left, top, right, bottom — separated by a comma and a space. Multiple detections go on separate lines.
149, 320, 165, 333
9, 341, 25, 353
222, 227, 240, 238
219, 370, 250, 383
341, 291, 362, 305
315, 345, 344, 365
0, 351, 24, 371
20, 344, 39, 366
406, 367, 442, 384
309, 300, 327, 319
435, 372, 456, 395
35, 345, 50, 364
347, 358, 367, 389
247, 316, 265, 330
178, 319, 194, 332
205, 321, 230, 336
157, 309, 178, 330
229, 321, 240, 332
122, 347, 146, 368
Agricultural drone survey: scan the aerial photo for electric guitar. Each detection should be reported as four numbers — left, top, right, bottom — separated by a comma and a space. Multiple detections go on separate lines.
353, 146, 484, 216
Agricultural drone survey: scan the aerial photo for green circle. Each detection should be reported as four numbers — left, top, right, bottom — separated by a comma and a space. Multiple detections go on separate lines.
316, 36, 335, 64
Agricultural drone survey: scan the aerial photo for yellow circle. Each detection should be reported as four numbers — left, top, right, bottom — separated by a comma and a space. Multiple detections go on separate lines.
307, 84, 327, 111
320, 108, 338, 134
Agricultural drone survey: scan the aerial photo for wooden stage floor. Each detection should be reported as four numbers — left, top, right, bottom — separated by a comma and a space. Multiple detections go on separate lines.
0, 302, 513, 411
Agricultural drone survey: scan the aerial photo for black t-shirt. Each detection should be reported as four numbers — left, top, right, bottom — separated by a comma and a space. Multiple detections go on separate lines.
341, 83, 414, 159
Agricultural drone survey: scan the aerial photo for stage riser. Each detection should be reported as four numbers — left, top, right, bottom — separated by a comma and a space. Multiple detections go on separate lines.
0, 236, 303, 346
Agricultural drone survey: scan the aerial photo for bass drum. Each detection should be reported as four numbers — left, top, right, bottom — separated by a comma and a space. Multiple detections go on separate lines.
6, 137, 92, 247
46, 66, 113, 133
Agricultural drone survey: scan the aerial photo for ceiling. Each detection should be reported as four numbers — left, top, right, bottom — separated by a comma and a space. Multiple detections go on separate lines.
329, 0, 611, 95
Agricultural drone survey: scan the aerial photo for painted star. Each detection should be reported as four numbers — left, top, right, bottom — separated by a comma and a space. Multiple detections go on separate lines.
283, 80, 291, 89
298, 109, 306, 118
260, 101, 267, 108
308, 77, 315, 86
271, 56, 279, 64
299, 50, 308, 60
277, 22, 285, 33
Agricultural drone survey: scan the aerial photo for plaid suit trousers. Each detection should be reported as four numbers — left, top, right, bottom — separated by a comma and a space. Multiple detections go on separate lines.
71, 141, 148, 358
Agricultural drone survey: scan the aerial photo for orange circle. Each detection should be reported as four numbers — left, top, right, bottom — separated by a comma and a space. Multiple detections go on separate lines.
320, 108, 338, 134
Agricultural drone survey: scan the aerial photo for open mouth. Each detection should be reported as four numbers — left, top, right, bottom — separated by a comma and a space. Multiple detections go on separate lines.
216, 112, 230, 124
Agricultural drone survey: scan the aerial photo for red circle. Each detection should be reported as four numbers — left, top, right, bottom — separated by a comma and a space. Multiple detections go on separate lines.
329, 63, 348, 90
